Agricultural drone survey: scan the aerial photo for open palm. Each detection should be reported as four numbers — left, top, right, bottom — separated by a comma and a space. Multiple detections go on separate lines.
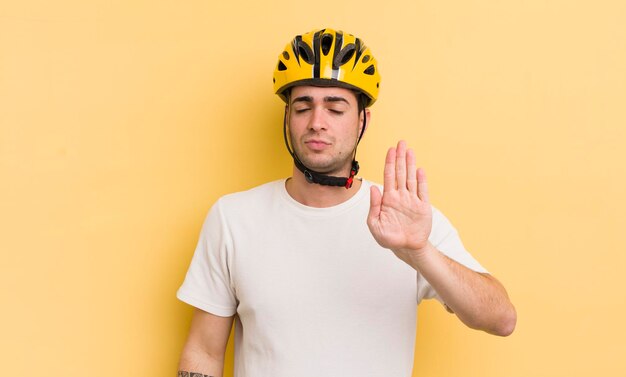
367, 141, 432, 257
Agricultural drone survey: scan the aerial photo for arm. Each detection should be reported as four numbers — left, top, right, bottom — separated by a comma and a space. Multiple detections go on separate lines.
406, 243, 516, 336
367, 140, 516, 336
178, 308, 235, 377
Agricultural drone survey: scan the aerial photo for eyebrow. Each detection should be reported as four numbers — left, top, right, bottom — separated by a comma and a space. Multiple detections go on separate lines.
291, 96, 350, 105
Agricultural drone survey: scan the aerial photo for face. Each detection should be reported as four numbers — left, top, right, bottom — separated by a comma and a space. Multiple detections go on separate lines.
287, 85, 368, 176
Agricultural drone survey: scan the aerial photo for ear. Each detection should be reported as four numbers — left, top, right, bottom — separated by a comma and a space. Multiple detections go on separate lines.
359, 108, 371, 135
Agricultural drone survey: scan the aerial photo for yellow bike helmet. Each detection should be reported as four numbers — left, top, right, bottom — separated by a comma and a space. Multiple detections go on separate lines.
273, 28, 380, 107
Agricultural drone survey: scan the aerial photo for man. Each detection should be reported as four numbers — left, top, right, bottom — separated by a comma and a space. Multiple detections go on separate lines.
176, 28, 516, 377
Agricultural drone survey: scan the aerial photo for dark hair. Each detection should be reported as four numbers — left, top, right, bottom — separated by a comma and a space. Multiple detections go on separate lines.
354, 91, 367, 113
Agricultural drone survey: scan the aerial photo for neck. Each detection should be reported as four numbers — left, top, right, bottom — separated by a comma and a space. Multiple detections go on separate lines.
285, 166, 362, 208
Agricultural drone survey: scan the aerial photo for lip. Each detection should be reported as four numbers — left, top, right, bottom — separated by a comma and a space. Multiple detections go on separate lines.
304, 139, 331, 150
304, 139, 331, 145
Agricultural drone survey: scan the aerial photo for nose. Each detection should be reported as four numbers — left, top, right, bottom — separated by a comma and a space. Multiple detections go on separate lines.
309, 107, 327, 131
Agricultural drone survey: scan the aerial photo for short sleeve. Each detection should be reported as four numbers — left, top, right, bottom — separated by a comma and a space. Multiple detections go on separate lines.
416, 206, 489, 304
176, 200, 238, 317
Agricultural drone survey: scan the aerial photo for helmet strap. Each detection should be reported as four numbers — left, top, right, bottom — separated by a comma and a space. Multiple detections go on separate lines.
283, 98, 367, 189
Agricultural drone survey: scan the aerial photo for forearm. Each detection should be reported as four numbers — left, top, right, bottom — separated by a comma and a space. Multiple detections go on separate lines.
177, 345, 224, 377
402, 242, 517, 336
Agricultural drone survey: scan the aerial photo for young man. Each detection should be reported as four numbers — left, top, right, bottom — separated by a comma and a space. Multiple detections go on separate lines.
176, 28, 516, 377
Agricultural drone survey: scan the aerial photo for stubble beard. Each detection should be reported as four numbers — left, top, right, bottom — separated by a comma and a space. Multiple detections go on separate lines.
290, 133, 354, 176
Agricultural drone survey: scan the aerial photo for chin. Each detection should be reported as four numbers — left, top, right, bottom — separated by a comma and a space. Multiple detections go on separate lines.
304, 159, 349, 175
294, 148, 351, 174
303, 162, 335, 174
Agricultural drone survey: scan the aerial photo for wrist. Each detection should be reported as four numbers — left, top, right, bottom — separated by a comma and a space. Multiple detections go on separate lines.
394, 242, 436, 269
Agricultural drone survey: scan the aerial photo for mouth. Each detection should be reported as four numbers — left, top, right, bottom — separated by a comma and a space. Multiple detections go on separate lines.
304, 139, 331, 151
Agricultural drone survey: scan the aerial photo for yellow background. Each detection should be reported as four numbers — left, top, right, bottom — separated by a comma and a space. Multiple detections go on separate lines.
1, 1, 625, 376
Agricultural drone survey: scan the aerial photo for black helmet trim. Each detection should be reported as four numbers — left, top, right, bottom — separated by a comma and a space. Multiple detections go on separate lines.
276, 78, 375, 107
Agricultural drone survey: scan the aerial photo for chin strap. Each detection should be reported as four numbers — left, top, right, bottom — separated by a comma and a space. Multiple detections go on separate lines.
283, 98, 367, 189
292, 157, 360, 188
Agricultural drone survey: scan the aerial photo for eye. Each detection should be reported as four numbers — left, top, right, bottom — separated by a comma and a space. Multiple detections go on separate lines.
294, 108, 310, 114
329, 109, 344, 115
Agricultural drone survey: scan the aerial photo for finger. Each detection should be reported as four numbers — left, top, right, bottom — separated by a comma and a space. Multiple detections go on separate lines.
417, 168, 430, 203
368, 186, 382, 224
407, 148, 417, 194
395, 140, 407, 190
383, 147, 396, 192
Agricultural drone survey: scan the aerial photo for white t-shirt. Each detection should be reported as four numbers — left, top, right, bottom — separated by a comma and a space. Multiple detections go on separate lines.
177, 179, 487, 377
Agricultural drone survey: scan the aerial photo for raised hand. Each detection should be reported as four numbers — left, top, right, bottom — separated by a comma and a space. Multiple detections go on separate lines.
367, 140, 433, 261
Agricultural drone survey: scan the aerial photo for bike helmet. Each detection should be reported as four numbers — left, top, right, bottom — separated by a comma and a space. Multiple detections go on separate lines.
273, 28, 380, 107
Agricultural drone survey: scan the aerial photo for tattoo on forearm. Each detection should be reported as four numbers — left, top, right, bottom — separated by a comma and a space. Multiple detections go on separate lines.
177, 372, 214, 377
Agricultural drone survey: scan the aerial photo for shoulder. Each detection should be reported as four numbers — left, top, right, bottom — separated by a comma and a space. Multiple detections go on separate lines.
200, 180, 285, 232
215, 179, 284, 211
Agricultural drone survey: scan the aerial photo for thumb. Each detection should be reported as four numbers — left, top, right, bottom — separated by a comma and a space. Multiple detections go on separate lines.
368, 186, 382, 223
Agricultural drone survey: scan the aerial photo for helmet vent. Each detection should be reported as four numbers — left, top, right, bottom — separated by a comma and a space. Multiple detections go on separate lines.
321, 33, 333, 55
334, 44, 356, 67
362, 55, 370, 63
364, 65, 376, 75
277, 61, 287, 71
282, 51, 290, 60
296, 41, 315, 64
